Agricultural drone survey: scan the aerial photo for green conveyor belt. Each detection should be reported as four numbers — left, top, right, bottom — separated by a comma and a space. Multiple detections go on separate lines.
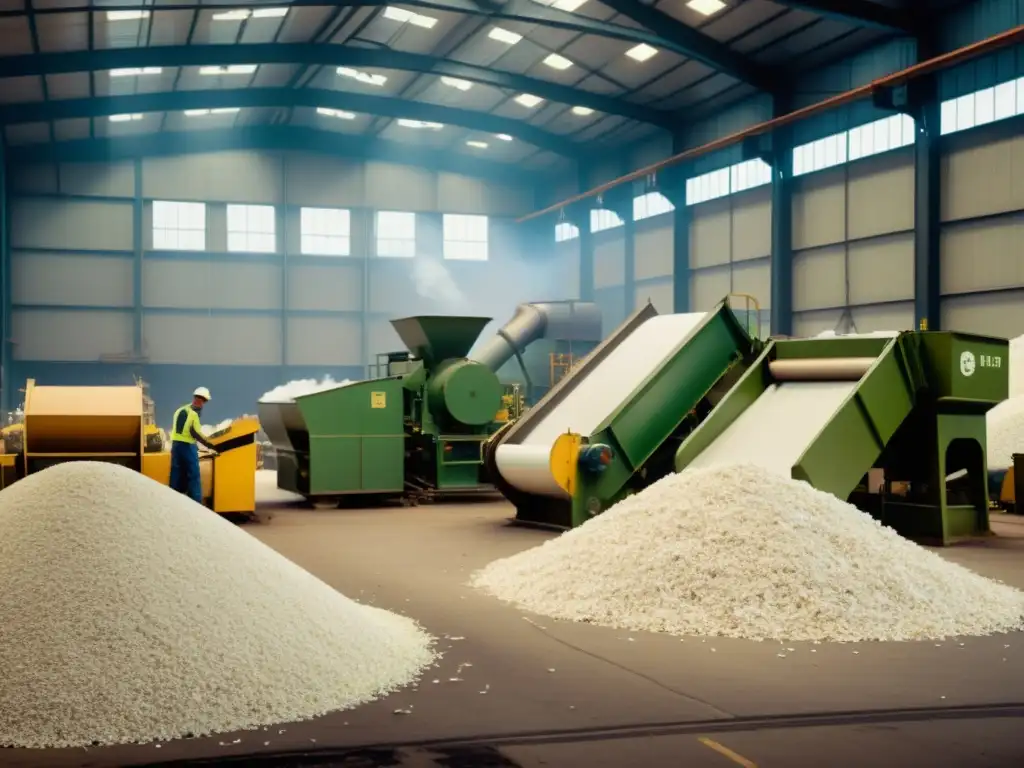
488, 298, 760, 529
673, 331, 1009, 544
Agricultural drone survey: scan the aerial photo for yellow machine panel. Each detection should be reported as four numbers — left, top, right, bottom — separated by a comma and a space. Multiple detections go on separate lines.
142, 451, 171, 486
22, 379, 144, 475
203, 416, 259, 516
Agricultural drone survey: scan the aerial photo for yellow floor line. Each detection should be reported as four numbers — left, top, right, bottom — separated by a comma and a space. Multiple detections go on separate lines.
698, 736, 759, 768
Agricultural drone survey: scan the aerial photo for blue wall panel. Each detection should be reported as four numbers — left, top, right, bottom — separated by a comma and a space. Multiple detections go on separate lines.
9, 361, 364, 426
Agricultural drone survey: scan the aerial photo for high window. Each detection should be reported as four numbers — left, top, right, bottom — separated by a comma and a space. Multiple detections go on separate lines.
152, 200, 206, 251
226, 204, 276, 253
300, 207, 351, 256
443, 214, 488, 261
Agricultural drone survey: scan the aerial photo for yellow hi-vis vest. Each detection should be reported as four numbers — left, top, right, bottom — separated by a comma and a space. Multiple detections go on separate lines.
171, 404, 202, 444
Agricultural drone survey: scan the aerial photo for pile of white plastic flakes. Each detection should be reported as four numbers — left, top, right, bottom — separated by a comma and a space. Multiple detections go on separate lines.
473, 465, 1024, 643
0, 462, 434, 748
259, 376, 352, 403
987, 333, 1024, 469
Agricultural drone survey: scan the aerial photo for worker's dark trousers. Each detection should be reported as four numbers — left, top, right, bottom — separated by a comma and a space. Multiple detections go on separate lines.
170, 440, 202, 504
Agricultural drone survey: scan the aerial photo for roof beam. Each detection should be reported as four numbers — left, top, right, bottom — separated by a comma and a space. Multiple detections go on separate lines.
0, 87, 582, 156
768, 1, 917, 33
594, 0, 774, 90
0, 44, 674, 127
8, 126, 534, 181
0, 0, 772, 87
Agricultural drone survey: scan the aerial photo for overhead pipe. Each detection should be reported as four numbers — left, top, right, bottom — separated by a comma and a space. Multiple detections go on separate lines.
517, 25, 1024, 223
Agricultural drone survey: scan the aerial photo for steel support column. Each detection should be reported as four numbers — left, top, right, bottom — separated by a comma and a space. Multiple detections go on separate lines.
576, 164, 594, 302
279, 155, 289, 372
768, 96, 794, 336
668, 132, 690, 313
874, 36, 942, 332
622, 200, 636, 314
0, 138, 8, 412
132, 158, 143, 356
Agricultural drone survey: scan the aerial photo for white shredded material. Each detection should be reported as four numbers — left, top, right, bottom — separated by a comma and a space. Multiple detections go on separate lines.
259, 376, 352, 403
200, 414, 256, 436
986, 334, 1024, 469
1010, 333, 1024, 398
987, 396, 1024, 470
473, 465, 1024, 643
0, 462, 434, 748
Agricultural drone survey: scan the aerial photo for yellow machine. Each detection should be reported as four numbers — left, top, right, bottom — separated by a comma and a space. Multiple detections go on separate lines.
13, 379, 257, 517
141, 416, 260, 517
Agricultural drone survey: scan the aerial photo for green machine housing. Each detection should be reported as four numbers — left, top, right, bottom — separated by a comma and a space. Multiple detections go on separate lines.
259, 315, 503, 501
673, 331, 1009, 545
485, 299, 763, 529
486, 297, 1009, 545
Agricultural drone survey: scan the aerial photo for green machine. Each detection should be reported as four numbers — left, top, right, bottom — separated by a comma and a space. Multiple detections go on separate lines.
486, 299, 1009, 545
673, 331, 1008, 545
484, 298, 763, 529
259, 315, 503, 502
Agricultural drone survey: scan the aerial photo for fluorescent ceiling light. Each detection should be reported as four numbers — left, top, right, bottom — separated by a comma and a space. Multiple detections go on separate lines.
106, 10, 149, 20
212, 9, 251, 20
686, 0, 726, 15
397, 119, 443, 129
571, 106, 594, 116
110, 67, 162, 77
109, 113, 144, 122
212, 7, 287, 20
252, 7, 289, 17
337, 67, 387, 87
514, 93, 543, 108
440, 76, 472, 91
543, 53, 573, 70
317, 107, 356, 119
466, 140, 488, 149
625, 43, 658, 62
495, 133, 513, 141
383, 6, 438, 28
199, 65, 257, 75
488, 27, 522, 45
185, 108, 240, 116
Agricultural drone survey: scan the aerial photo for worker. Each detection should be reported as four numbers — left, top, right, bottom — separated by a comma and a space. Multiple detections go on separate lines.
170, 387, 218, 504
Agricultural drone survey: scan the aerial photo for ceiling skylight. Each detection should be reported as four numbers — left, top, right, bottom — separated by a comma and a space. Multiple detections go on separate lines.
106, 10, 148, 20
495, 133, 513, 141
109, 114, 144, 122
686, 0, 726, 15
212, 7, 288, 19
199, 65, 257, 75
543, 53, 573, 70
537, 0, 588, 10
110, 67, 162, 77
185, 108, 241, 116
337, 67, 387, 87
514, 93, 543, 108
317, 107, 356, 119
383, 6, 438, 28
397, 119, 443, 129
625, 43, 658, 62
440, 76, 472, 91
571, 106, 594, 116
488, 27, 522, 45
466, 140, 488, 149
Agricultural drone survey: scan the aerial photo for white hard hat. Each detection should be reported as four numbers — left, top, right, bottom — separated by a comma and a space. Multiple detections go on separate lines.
193, 387, 212, 401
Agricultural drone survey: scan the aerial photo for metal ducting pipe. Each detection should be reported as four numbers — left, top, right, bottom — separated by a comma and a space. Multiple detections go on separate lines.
471, 301, 602, 373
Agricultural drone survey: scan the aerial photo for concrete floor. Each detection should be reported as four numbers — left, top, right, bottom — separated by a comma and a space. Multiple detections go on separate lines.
7, 492, 1024, 768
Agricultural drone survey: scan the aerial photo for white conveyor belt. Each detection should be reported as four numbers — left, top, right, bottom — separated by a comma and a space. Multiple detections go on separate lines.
684, 381, 857, 476
495, 313, 707, 498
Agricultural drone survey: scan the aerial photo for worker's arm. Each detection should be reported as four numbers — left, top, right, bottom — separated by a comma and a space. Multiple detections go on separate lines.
189, 424, 217, 451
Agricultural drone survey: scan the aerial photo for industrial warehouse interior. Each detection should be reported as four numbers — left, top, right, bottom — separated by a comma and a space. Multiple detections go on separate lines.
0, 0, 1024, 765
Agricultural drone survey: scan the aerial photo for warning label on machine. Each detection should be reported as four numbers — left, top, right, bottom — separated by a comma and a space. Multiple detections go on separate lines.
371, 392, 387, 409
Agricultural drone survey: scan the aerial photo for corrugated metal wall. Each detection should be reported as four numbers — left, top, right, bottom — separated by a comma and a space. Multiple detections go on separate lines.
6, 151, 544, 422
791, 150, 916, 336
939, 128, 1024, 336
